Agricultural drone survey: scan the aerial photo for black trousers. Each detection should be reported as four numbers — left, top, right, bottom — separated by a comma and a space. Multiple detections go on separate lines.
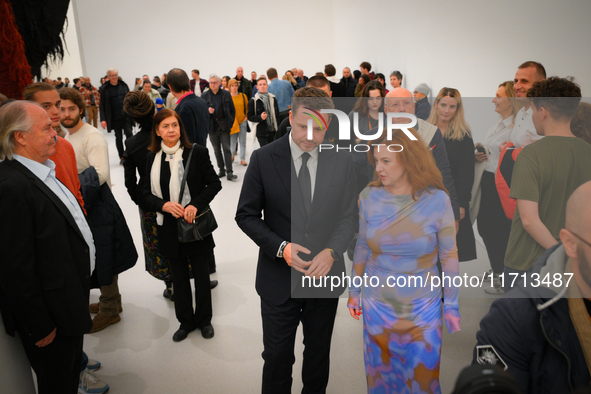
169, 252, 213, 330
260, 297, 339, 394
111, 118, 133, 158
209, 130, 233, 174
477, 171, 512, 274
18, 330, 83, 394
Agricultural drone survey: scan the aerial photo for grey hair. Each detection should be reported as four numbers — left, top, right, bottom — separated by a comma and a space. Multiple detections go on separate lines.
106, 68, 118, 75
0, 101, 38, 160
209, 73, 221, 82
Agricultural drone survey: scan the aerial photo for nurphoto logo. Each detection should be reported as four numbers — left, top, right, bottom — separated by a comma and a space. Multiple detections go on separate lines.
306, 109, 419, 152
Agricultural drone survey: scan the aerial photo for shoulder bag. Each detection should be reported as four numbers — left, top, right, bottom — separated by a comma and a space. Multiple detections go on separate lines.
176, 144, 218, 242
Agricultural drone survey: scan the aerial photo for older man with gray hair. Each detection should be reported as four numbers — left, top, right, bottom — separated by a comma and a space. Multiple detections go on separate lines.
202, 73, 237, 180
0, 101, 95, 393
99, 67, 132, 163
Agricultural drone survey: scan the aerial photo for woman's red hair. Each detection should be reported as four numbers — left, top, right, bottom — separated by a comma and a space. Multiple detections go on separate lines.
368, 128, 447, 200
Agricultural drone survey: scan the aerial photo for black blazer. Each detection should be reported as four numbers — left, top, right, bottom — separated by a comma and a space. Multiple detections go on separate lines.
123, 128, 152, 207
175, 94, 210, 147
235, 134, 358, 305
141, 145, 222, 259
247, 95, 280, 138
444, 133, 475, 209
0, 160, 92, 343
201, 88, 236, 134
98, 80, 132, 131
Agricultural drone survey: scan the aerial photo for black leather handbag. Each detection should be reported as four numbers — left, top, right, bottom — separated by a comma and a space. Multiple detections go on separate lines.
176, 144, 218, 242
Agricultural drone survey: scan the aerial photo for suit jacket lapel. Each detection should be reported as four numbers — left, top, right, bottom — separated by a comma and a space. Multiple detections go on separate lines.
272, 134, 307, 221
7, 160, 86, 242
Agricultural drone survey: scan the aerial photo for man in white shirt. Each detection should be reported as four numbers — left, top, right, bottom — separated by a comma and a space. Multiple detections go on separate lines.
507, 61, 546, 148
0, 101, 94, 393
59, 88, 122, 333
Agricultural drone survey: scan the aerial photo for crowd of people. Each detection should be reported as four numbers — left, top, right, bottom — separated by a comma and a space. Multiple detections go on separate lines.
1, 59, 591, 394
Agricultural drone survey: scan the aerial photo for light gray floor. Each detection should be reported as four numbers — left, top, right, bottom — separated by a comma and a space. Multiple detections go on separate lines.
77, 126, 498, 394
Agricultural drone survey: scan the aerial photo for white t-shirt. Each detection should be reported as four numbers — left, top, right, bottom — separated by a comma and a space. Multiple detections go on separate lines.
65, 123, 111, 187
483, 116, 514, 173
509, 107, 543, 148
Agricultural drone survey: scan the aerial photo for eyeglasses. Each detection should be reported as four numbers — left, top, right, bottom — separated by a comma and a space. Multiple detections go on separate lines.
570, 230, 591, 248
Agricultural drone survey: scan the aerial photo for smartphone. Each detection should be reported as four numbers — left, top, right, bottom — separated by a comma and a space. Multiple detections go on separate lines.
476, 146, 486, 153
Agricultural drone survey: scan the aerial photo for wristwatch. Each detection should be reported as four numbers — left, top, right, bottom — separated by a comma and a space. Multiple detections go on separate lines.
328, 248, 339, 262
277, 241, 288, 259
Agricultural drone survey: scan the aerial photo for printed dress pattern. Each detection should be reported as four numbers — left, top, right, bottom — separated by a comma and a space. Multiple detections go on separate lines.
349, 187, 459, 394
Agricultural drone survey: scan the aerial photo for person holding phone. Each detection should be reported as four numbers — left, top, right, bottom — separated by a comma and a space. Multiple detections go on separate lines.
476, 81, 522, 294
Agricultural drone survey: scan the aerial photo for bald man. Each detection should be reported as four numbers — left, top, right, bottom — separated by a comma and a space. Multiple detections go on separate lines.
235, 66, 253, 99
473, 180, 591, 394
383, 88, 460, 220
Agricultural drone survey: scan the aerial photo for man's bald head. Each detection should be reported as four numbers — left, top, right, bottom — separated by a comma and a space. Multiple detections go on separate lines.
566, 181, 591, 237
384, 88, 415, 120
386, 88, 413, 98
562, 180, 591, 298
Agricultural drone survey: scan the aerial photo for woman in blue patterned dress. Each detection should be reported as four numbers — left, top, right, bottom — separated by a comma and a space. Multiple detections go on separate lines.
348, 129, 461, 394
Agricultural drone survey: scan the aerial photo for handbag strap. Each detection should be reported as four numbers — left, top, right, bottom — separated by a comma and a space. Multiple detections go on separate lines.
178, 143, 196, 203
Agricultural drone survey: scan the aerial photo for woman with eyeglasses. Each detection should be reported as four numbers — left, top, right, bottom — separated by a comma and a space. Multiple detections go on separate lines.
427, 87, 476, 262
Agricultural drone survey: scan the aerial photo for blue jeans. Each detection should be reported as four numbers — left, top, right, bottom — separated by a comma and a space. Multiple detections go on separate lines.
231, 121, 247, 161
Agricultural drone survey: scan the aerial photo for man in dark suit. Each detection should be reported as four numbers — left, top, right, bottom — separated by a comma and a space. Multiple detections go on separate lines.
167, 68, 210, 147
202, 74, 237, 180
0, 101, 94, 393
236, 87, 357, 393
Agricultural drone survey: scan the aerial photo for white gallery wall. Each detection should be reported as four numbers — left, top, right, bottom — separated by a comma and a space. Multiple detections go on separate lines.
69, 0, 591, 97
45, 2, 83, 80
71, 0, 334, 87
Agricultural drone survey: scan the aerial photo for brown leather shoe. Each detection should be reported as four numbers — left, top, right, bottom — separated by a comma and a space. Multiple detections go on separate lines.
89, 303, 122, 314
90, 314, 121, 333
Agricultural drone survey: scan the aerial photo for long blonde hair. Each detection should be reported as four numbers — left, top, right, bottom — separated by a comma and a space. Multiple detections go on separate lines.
427, 87, 471, 141
283, 73, 297, 88
498, 81, 523, 126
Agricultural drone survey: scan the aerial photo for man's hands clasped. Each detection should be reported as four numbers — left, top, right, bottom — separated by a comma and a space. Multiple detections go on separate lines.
283, 243, 334, 278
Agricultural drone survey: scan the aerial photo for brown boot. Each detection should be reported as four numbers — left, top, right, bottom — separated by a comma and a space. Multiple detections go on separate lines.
89, 303, 122, 314
90, 314, 121, 333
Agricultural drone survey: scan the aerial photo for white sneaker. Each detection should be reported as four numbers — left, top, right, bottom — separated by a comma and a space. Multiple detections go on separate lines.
79, 371, 109, 394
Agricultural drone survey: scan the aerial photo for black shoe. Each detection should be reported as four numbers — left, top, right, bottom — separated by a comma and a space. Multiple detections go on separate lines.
217, 170, 226, 178
210, 280, 218, 290
201, 324, 214, 339
226, 173, 237, 181
163, 288, 174, 301
172, 328, 190, 342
